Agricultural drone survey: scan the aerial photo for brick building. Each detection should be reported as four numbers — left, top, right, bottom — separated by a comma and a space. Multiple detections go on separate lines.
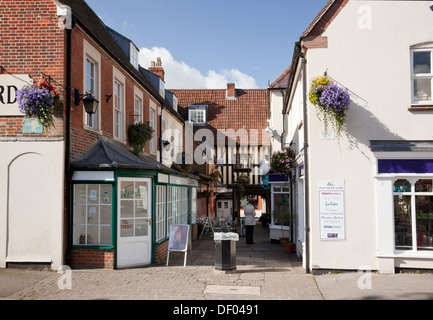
0, 0, 198, 270
172, 84, 271, 221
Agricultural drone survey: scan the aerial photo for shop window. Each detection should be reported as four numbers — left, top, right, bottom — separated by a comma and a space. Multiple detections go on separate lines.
416, 179, 432, 192
191, 188, 197, 224
182, 187, 188, 224
155, 185, 167, 242
393, 179, 433, 251
393, 179, 411, 193
394, 194, 412, 250
73, 184, 113, 246
167, 186, 175, 233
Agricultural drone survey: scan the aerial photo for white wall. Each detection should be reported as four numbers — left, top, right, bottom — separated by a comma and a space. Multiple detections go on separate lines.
287, 1, 433, 272
0, 141, 64, 270
161, 110, 184, 168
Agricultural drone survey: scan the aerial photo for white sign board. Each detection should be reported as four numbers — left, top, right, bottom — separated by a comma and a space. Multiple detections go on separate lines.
0, 74, 32, 116
319, 180, 345, 240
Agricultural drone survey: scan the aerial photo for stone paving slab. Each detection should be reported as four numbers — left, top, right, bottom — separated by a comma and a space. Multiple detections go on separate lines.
1, 222, 433, 302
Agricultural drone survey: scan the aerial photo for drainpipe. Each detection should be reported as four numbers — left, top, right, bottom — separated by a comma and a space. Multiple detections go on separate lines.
64, 11, 75, 267
297, 43, 310, 274
159, 106, 164, 163
280, 90, 286, 150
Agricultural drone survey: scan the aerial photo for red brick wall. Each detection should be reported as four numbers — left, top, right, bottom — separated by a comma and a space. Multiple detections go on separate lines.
154, 224, 199, 265
0, 0, 65, 138
155, 240, 169, 265
69, 26, 160, 159
71, 248, 115, 269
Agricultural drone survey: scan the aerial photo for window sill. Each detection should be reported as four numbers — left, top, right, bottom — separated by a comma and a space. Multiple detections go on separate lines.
83, 125, 102, 135
409, 106, 433, 111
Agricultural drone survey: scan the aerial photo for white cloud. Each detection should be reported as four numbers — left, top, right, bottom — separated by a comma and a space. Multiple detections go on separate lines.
138, 47, 259, 89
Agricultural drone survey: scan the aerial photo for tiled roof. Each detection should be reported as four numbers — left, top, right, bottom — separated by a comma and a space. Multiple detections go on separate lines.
269, 66, 291, 89
171, 88, 270, 146
71, 136, 183, 174
301, 0, 349, 39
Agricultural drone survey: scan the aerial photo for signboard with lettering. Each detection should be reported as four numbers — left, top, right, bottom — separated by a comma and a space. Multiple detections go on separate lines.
0, 74, 32, 116
319, 180, 346, 240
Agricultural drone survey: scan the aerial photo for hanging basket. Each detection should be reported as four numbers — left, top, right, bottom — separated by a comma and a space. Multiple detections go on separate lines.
16, 81, 62, 133
309, 75, 351, 138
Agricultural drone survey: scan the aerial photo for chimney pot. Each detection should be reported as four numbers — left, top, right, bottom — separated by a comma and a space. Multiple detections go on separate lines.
149, 57, 165, 81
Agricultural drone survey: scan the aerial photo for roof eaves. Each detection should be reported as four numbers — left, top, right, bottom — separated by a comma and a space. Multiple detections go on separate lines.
58, 0, 166, 107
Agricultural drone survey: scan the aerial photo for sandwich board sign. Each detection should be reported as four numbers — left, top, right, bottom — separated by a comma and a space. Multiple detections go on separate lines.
166, 224, 190, 267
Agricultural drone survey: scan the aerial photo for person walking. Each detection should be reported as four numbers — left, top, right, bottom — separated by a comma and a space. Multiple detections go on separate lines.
244, 200, 256, 244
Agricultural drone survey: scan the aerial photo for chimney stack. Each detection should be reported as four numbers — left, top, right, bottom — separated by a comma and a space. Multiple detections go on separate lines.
226, 83, 236, 100
149, 57, 165, 81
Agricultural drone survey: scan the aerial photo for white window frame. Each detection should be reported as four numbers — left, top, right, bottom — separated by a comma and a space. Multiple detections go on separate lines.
83, 39, 101, 132
411, 47, 433, 105
73, 184, 113, 246
113, 67, 125, 141
114, 80, 124, 140
393, 176, 433, 252
149, 102, 157, 154
130, 43, 139, 69
188, 108, 206, 125
191, 188, 197, 224
155, 185, 167, 242
181, 186, 188, 224
134, 96, 143, 124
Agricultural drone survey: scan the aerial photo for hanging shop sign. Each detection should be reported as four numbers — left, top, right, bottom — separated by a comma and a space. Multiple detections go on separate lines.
0, 74, 32, 116
319, 180, 346, 240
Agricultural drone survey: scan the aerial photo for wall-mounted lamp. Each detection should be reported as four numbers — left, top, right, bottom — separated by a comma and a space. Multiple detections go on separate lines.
75, 89, 99, 115
160, 138, 171, 151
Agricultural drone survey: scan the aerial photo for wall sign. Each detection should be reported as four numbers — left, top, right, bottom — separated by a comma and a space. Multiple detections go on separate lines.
0, 74, 32, 116
319, 180, 345, 240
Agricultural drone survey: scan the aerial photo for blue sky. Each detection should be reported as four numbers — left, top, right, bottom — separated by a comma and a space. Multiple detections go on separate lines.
85, 0, 330, 89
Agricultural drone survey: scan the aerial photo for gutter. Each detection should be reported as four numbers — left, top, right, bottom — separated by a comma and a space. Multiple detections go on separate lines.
283, 42, 302, 115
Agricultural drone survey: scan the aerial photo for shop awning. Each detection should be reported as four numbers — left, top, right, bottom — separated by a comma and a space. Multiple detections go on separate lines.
71, 136, 184, 175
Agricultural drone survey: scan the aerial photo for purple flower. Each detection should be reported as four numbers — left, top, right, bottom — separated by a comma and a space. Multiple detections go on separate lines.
16, 81, 61, 132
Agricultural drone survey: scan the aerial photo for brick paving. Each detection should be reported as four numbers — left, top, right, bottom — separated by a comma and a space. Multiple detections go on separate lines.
2, 222, 433, 302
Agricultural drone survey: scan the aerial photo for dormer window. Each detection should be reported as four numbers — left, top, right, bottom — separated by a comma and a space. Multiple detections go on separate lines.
130, 43, 138, 69
173, 95, 178, 112
188, 105, 207, 125
159, 79, 165, 99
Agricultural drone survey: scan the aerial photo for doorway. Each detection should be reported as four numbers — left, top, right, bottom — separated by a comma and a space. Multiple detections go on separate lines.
117, 178, 152, 268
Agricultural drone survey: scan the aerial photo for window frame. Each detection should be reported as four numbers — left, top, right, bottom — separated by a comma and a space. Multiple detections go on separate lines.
393, 177, 433, 252
411, 47, 433, 105
83, 39, 101, 132
134, 96, 143, 124
130, 43, 139, 69
114, 80, 124, 140
188, 105, 207, 125
149, 105, 156, 154
72, 182, 114, 248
